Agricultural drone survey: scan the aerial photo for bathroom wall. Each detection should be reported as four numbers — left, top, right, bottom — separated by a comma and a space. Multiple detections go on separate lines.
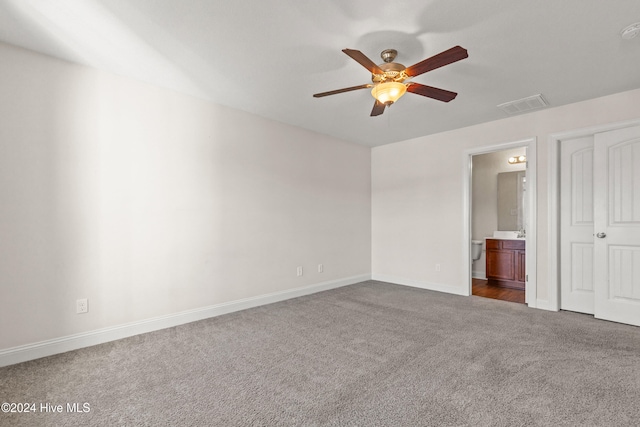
472, 149, 525, 278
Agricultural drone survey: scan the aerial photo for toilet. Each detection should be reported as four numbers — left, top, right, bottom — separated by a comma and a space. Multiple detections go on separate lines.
471, 240, 483, 261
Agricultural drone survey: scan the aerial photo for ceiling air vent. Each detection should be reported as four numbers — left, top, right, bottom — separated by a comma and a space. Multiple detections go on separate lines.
497, 94, 548, 115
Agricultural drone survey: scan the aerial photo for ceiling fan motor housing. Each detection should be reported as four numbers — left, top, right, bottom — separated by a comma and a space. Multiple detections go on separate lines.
372, 62, 408, 83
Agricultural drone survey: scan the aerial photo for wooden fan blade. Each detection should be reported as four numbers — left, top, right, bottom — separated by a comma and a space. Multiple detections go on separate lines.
313, 84, 372, 98
342, 49, 384, 74
370, 100, 386, 116
407, 83, 458, 102
404, 46, 468, 77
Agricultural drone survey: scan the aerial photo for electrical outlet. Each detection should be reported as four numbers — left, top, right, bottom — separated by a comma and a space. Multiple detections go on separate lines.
76, 298, 88, 314
297, 266, 303, 277
435, 264, 441, 272
318, 264, 323, 273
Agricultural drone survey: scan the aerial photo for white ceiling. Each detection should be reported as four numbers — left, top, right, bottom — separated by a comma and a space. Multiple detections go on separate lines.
1, 0, 639, 147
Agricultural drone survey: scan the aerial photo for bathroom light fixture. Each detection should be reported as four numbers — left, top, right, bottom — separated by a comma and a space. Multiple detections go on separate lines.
371, 82, 407, 105
508, 155, 526, 164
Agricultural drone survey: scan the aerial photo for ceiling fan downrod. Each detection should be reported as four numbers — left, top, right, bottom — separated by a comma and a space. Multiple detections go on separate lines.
380, 49, 397, 63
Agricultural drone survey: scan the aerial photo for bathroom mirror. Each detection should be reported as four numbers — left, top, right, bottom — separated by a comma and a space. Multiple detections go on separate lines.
497, 171, 526, 231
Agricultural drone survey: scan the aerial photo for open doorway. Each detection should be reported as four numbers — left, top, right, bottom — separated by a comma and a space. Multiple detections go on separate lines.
471, 148, 527, 303
463, 138, 537, 307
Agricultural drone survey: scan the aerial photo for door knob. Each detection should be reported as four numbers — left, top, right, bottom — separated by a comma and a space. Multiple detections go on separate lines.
595, 232, 607, 238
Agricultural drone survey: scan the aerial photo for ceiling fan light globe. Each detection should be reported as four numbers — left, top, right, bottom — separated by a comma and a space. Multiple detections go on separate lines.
371, 82, 407, 105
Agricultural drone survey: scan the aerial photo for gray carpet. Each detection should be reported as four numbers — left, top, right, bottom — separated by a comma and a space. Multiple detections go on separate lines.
1, 280, 640, 426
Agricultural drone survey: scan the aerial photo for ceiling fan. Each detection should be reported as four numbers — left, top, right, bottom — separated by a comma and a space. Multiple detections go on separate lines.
313, 46, 468, 116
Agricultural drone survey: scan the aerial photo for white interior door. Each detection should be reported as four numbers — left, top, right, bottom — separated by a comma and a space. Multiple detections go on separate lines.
593, 125, 640, 326
560, 136, 595, 314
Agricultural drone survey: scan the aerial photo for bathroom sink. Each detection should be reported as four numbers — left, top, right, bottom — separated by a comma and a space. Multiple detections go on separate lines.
492, 231, 524, 239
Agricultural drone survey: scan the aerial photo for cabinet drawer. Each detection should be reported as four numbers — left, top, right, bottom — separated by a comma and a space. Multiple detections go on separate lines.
486, 239, 525, 250
486, 239, 500, 249
503, 240, 525, 250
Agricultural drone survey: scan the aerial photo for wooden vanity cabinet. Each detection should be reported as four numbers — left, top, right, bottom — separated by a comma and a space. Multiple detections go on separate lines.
486, 239, 525, 290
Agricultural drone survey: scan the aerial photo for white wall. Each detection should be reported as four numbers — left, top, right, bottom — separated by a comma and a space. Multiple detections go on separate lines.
0, 42, 371, 353
372, 87, 640, 305
472, 149, 525, 278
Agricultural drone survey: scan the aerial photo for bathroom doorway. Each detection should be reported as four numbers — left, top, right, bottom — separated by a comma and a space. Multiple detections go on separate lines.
463, 138, 537, 306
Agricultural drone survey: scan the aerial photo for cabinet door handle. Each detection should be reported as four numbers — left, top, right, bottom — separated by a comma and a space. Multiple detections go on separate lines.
595, 232, 606, 238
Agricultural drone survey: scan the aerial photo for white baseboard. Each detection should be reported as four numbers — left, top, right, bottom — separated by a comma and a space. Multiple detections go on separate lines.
0, 274, 370, 367
372, 274, 469, 296
472, 271, 486, 280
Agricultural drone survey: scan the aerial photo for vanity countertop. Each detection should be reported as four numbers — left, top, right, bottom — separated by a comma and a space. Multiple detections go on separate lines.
485, 237, 525, 241
489, 231, 525, 240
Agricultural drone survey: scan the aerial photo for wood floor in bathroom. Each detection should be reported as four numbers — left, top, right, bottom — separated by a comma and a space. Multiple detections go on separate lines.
472, 278, 525, 304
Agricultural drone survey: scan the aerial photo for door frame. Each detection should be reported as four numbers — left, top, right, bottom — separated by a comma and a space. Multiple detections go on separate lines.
547, 118, 640, 312
463, 137, 537, 306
